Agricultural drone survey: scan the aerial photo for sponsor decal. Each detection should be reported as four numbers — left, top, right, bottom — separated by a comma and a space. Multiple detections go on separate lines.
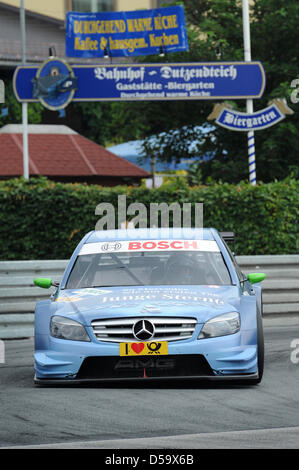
79, 239, 219, 255
140, 305, 162, 313
55, 295, 83, 302
56, 288, 112, 302
114, 357, 175, 370
95, 287, 225, 310
119, 341, 168, 357
101, 242, 122, 252
72, 288, 112, 296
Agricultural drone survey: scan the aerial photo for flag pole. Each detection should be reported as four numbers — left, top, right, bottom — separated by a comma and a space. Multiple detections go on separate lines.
242, 0, 256, 185
20, 0, 29, 180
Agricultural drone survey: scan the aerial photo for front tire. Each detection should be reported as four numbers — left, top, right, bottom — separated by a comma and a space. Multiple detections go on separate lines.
245, 311, 264, 385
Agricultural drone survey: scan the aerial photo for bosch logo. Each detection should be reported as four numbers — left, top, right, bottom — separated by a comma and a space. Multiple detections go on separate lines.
101, 242, 122, 252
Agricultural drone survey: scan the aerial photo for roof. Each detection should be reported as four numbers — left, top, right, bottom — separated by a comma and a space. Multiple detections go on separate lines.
0, 125, 149, 179
85, 228, 216, 243
107, 127, 216, 172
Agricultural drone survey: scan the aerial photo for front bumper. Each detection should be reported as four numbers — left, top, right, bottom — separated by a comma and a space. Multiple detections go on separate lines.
35, 328, 258, 383
34, 372, 259, 385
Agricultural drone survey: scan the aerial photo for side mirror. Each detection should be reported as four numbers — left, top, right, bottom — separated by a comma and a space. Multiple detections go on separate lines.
247, 273, 266, 284
34, 278, 58, 289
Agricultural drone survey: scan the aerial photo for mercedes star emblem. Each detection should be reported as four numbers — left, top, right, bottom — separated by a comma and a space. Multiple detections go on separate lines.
133, 319, 155, 341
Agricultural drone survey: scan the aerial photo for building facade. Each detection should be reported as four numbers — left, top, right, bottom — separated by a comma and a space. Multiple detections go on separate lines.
0, 0, 171, 67
1, 1, 166, 23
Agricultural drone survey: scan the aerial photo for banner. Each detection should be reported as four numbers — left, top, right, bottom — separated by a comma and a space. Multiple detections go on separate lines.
79, 240, 219, 255
208, 99, 293, 131
13, 62, 266, 104
65, 6, 189, 58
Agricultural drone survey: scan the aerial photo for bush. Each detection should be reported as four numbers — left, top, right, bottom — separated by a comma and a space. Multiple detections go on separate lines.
0, 176, 298, 259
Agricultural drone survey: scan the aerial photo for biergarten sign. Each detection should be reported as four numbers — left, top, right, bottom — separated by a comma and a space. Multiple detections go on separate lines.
13, 61, 266, 107
208, 98, 294, 131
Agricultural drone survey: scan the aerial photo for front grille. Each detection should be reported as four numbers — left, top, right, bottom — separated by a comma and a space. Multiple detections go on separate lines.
91, 317, 197, 343
76, 355, 214, 380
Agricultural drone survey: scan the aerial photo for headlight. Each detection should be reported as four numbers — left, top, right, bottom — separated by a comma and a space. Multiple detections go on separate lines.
50, 316, 90, 342
198, 312, 240, 339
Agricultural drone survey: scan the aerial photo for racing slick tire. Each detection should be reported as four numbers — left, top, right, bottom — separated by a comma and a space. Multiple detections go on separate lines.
244, 310, 264, 385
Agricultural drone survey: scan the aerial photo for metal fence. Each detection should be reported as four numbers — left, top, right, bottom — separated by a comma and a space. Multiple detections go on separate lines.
0, 255, 298, 338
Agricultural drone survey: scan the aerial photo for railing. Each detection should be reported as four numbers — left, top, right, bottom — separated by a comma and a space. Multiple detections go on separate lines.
0, 40, 127, 65
0, 40, 65, 64
0, 255, 298, 338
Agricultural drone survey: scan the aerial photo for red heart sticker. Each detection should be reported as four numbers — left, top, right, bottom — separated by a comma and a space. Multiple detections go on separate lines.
131, 343, 145, 354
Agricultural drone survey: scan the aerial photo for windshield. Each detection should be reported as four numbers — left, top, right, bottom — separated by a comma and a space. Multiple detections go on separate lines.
66, 248, 232, 289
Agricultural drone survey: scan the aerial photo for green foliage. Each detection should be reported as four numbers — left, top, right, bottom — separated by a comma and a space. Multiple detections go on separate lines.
3, 2, 297, 184
96, 0, 299, 184
0, 80, 43, 126
183, 0, 299, 183
71, 101, 116, 146
0, 177, 298, 260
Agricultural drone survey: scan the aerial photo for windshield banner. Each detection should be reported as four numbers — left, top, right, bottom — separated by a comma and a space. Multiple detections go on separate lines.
79, 240, 219, 255
65, 6, 188, 58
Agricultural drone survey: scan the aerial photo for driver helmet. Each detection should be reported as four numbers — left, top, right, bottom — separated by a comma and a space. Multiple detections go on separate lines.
165, 253, 196, 284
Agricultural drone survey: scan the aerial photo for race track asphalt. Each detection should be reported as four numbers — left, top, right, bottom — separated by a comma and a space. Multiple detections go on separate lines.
1, 315, 299, 449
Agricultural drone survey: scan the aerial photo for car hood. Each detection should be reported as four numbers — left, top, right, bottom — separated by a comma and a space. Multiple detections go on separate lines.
53, 285, 241, 325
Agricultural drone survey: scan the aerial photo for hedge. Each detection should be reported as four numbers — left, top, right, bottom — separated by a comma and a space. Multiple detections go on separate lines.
0, 176, 298, 260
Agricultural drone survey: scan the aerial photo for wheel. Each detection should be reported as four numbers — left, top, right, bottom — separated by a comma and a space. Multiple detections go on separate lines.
245, 311, 264, 385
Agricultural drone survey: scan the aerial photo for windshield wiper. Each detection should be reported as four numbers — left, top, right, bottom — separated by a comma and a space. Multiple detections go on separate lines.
109, 253, 145, 285
91, 285, 113, 288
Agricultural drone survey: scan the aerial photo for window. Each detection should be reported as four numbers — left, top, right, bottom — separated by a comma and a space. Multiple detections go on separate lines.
66, 250, 232, 289
72, 0, 114, 12
220, 236, 245, 283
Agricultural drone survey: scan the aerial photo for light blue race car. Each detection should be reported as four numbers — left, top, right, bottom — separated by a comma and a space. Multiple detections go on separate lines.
33, 228, 266, 385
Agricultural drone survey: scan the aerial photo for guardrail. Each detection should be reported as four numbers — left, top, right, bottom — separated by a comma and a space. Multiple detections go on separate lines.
0, 255, 298, 338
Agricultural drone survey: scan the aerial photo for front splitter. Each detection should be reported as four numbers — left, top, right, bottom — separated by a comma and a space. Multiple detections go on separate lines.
34, 372, 259, 386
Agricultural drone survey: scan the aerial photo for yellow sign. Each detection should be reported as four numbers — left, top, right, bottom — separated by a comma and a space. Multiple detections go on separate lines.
120, 341, 168, 357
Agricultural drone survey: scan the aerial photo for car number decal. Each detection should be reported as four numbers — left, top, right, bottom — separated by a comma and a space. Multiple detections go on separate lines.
119, 341, 168, 356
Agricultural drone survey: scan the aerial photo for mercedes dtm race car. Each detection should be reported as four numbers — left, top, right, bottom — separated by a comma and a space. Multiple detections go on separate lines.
34, 228, 266, 385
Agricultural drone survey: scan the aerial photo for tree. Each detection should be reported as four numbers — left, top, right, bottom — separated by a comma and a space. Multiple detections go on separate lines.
0, 80, 43, 126
4, 1, 297, 183
104, 0, 299, 183
248, 0, 299, 181
72, 101, 115, 146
